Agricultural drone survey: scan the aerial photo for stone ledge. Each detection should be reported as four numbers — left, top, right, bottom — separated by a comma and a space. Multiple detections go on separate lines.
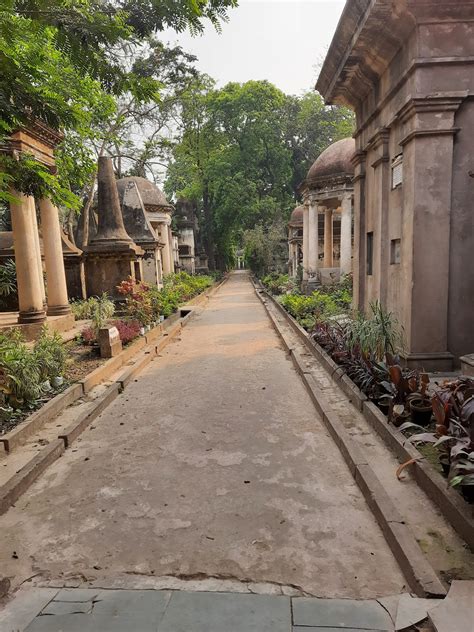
0, 383, 84, 453
254, 282, 447, 597
257, 283, 474, 553
0, 439, 65, 516
0, 281, 217, 519
59, 383, 120, 448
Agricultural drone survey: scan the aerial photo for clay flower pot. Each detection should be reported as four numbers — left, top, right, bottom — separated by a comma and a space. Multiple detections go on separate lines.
409, 397, 432, 426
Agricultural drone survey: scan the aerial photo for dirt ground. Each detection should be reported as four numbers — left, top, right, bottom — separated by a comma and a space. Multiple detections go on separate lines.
0, 272, 406, 598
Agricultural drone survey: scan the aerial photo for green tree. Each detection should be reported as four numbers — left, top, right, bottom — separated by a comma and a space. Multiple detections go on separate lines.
0, 0, 237, 204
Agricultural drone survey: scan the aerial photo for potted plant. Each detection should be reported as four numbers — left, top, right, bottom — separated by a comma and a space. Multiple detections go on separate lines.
409, 394, 433, 426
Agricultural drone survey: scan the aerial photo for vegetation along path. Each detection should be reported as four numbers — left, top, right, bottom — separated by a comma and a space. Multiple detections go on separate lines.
0, 272, 411, 598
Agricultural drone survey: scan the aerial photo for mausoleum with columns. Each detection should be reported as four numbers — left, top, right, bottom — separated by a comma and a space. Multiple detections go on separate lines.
316, 0, 474, 369
298, 138, 354, 291
0, 121, 73, 336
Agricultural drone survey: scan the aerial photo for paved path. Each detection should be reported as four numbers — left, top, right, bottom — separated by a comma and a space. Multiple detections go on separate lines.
1, 586, 440, 631
0, 272, 408, 627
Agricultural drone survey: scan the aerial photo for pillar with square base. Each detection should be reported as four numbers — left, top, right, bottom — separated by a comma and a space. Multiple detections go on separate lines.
10, 191, 46, 324
340, 194, 352, 275
306, 200, 320, 292
39, 198, 72, 316
323, 209, 333, 269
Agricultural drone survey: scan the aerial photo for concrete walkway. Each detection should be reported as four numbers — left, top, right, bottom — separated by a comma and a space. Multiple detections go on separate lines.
0, 272, 410, 627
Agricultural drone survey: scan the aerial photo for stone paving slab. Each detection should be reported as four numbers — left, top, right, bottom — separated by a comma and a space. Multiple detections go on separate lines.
293, 628, 386, 632
292, 597, 393, 630
157, 591, 291, 632
0, 588, 58, 632
25, 613, 159, 631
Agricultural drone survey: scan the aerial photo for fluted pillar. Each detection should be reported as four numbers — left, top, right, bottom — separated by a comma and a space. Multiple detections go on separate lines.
10, 190, 46, 323
161, 222, 172, 275
168, 226, 175, 273
39, 198, 71, 315
324, 208, 333, 268
302, 204, 309, 282
307, 200, 319, 280
340, 194, 352, 274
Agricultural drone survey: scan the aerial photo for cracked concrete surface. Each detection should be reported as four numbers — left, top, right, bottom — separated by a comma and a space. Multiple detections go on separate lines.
0, 272, 406, 598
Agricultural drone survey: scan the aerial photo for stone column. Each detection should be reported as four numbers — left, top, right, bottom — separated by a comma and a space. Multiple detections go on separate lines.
307, 200, 319, 280
9, 190, 46, 323
302, 204, 309, 282
323, 208, 333, 268
161, 221, 172, 275
352, 150, 367, 310
39, 198, 71, 315
29, 197, 46, 306
340, 194, 352, 275
168, 226, 175, 274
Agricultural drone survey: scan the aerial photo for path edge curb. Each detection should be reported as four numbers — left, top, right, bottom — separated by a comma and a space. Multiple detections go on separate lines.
252, 280, 447, 598
0, 282, 219, 517
254, 282, 474, 552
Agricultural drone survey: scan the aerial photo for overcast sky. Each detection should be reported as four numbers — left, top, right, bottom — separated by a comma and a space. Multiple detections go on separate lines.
161, 0, 346, 96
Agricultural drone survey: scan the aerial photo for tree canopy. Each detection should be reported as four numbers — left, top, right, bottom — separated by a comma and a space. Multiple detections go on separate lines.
165, 80, 353, 269
0, 0, 236, 205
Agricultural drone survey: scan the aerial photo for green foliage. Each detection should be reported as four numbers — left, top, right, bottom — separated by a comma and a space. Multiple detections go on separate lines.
70, 294, 115, 330
0, 259, 17, 299
0, 1, 236, 205
346, 301, 403, 361
117, 272, 214, 324
279, 291, 341, 330
0, 326, 67, 413
243, 220, 287, 276
0, 330, 42, 405
34, 327, 67, 380
166, 82, 354, 269
261, 273, 296, 296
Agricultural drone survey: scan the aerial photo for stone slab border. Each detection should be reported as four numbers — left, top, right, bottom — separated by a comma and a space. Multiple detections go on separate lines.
253, 282, 446, 598
0, 384, 83, 453
255, 284, 474, 552
0, 276, 226, 517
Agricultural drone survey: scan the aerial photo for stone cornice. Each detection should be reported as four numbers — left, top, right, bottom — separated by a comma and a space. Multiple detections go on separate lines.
316, 0, 474, 107
398, 93, 467, 123
400, 127, 460, 146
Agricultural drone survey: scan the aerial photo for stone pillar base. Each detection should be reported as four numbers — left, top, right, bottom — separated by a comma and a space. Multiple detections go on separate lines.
401, 352, 454, 372
47, 304, 72, 316
18, 309, 47, 324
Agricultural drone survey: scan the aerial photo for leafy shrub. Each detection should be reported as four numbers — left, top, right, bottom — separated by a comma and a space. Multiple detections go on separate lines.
34, 327, 67, 380
71, 294, 115, 327
81, 326, 96, 345
279, 291, 340, 328
112, 319, 141, 345
345, 301, 403, 361
261, 273, 296, 295
0, 331, 42, 406
0, 328, 67, 409
0, 259, 17, 300
117, 278, 154, 326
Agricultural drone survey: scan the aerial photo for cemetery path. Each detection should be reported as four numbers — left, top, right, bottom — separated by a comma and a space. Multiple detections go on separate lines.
0, 272, 406, 598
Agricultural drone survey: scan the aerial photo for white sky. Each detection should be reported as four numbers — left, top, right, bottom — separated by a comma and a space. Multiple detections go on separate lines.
161, 0, 346, 96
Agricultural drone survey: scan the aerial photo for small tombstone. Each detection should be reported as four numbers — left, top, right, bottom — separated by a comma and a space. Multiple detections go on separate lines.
98, 326, 122, 358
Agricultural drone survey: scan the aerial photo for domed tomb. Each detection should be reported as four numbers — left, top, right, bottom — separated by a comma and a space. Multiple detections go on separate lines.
306, 137, 355, 187
289, 205, 304, 226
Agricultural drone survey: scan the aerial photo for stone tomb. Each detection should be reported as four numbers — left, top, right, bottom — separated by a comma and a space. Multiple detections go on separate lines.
84, 157, 143, 300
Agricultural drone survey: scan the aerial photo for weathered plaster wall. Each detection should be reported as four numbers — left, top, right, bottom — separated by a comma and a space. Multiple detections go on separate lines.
449, 98, 474, 360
